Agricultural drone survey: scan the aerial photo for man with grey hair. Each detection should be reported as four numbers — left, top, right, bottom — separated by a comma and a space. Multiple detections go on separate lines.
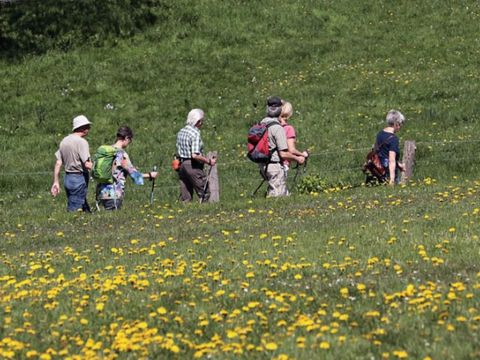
258, 96, 306, 197
373, 109, 406, 185
51, 115, 93, 211
175, 108, 217, 202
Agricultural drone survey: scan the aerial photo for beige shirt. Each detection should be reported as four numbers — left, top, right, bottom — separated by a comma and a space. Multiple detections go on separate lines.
260, 118, 288, 163
55, 134, 90, 173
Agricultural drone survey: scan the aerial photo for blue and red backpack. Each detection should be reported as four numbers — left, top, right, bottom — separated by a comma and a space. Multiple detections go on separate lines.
247, 122, 279, 163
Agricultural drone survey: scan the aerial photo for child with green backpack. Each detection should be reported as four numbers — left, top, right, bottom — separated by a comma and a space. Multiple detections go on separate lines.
93, 126, 158, 210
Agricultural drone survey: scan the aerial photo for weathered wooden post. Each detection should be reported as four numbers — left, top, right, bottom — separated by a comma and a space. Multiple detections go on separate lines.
400, 140, 416, 184
207, 151, 219, 202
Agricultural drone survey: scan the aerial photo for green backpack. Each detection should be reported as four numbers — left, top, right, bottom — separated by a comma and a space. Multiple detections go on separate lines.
92, 145, 118, 184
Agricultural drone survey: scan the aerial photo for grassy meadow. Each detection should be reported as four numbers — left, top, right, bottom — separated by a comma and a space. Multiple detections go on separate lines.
1, 0, 480, 358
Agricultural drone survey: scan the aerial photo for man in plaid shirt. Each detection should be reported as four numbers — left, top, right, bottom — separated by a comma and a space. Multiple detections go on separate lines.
176, 109, 217, 202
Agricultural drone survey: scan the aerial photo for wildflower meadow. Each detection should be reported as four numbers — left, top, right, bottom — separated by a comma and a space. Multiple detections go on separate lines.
1, 0, 480, 359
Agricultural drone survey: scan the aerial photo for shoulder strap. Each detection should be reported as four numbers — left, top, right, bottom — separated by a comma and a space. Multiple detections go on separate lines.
266, 121, 280, 128
374, 134, 395, 152
264, 121, 282, 159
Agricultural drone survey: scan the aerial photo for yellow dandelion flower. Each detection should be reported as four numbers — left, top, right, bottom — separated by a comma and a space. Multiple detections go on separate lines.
227, 330, 238, 338
319, 341, 330, 349
157, 307, 167, 314
393, 350, 408, 358
265, 342, 278, 350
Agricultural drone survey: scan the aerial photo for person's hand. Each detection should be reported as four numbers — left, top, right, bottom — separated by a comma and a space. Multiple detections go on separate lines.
84, 160, 93, 171
302, 151, 309, 158
51, 182, 60, 197
297, 156, 305, 165
398, 162, 406, 172
150, 171, 158, 179
209, 158, 217, 166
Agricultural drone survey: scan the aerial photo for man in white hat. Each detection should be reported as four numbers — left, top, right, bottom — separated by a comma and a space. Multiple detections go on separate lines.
51, 115, 92, 212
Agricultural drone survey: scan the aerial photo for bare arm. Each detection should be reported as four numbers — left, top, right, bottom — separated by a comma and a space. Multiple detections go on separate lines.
51, 158, 62, 196
192, 153, 217, 166
388, 150, 396, 185
287, 138, 308, 157
279, 150, 305, 164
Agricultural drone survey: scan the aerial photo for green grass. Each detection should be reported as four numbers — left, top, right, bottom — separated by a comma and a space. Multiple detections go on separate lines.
1, 181, 479, 358
1, 0, 480, 358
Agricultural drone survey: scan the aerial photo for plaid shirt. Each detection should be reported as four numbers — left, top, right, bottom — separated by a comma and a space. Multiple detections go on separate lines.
176, 125, 203, 158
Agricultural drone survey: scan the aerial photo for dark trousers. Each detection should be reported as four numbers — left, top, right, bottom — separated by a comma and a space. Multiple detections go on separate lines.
99, 199, 123, 210
178, 160, 209, 202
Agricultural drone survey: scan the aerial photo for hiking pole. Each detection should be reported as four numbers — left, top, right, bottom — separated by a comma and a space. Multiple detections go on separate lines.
200, 157, 215, 203
292, 163, 301, 186
251, 178, 266, 197
292, 151, 309, 188
303, 152, 309, 175
149, 165, 157, 205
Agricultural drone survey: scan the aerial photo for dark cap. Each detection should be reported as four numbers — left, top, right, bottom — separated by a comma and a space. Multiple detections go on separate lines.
266, 96, 282, 107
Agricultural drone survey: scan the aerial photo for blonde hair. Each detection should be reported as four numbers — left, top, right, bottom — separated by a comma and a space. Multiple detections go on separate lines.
280, 102, 293, 120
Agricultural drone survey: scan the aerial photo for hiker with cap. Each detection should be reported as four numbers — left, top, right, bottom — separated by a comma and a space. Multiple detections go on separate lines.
95, 126, 158, 210
175, 108, 216, 202
51, 115, 92, 212
259, 96, 306, 197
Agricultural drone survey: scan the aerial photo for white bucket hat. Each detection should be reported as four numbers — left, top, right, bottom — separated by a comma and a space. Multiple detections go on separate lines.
72, 115, 92, 131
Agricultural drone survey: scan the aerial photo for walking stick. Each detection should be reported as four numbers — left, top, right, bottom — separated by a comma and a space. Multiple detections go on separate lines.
292, 152, 309, 190
200, 159, 215, 203
149, 165, 157, 205
251, 163, 269, 197
251, 179, 266, 197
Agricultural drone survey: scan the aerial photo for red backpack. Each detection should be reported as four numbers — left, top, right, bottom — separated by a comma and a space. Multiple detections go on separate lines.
247, 122, 279, 163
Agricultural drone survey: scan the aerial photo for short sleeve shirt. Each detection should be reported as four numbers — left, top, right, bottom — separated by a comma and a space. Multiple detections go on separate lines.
176, 125, 203, 159
376, 130, 400, 167
283, 124, 296, 139
55, 134, 90, 173
260, 117, 288, 163
282, 124, 296, 166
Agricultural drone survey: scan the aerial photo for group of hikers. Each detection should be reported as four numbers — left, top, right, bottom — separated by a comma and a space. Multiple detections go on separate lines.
51, 96, 406, 212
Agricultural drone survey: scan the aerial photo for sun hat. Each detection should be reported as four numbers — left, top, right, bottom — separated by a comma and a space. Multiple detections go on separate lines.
72, 115, 92, 131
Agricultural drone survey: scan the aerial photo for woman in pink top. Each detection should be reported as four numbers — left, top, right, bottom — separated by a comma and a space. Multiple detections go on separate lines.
279, 101, 309, 173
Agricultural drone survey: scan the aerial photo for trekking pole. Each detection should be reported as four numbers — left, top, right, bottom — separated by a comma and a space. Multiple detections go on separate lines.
292, 151, 309, 189
200, 157, 215, 203
149, 165, 157, 205
292, 163, 301, 186
251, 179, 266, 197
252, 162, 270, 197
303, 152, 309, 175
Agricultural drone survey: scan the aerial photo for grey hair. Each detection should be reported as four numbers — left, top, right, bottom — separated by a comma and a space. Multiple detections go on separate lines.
267, 105, 282, 118
386, 109, 405, 126
186, 108, 204, 126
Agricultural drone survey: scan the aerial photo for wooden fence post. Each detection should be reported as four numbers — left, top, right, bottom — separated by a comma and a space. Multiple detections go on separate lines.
400, 140, 416, 184
207, 151, 219, 202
